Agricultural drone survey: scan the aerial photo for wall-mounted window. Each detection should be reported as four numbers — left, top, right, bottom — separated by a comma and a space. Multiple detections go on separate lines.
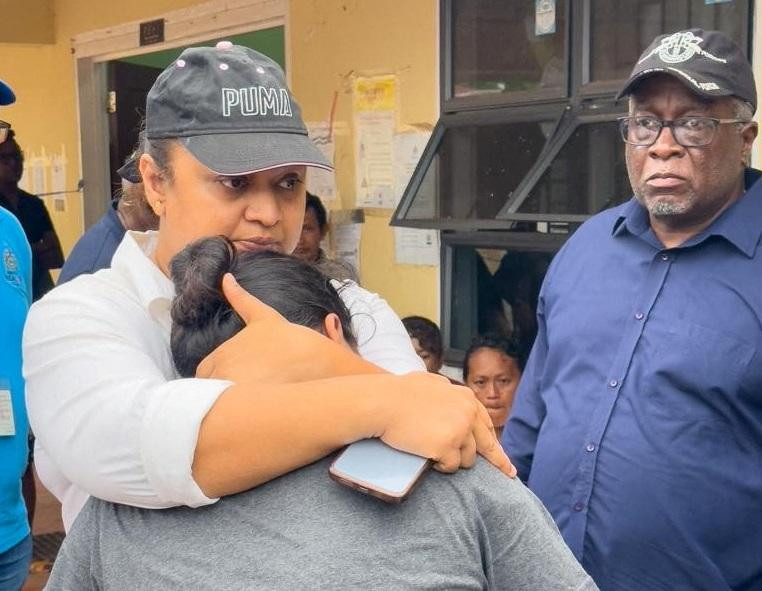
448, 0, 568, 107
393, 0, 752, 364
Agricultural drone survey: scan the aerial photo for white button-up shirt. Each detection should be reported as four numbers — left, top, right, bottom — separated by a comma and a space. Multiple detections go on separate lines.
23, 231, 423, 530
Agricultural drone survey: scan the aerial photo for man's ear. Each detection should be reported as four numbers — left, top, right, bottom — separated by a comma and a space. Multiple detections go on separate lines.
323, 313, 346, 346
741, 121, 758, 165
138, 153, 167, 217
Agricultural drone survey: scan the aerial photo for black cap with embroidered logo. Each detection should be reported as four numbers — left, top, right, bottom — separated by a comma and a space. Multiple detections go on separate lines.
616, 29, 756, 113
145, 41, 331, 175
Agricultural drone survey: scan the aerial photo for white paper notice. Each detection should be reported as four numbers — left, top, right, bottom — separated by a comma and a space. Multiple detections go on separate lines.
393, 132, 430, 207
26, 156, 48, 196
355, 111, 395, 208
334, 223, 362, 272
306, 122, 338, 202
0, 389, 16, 437
51, 150, 67, 212
394, 227, 439, 266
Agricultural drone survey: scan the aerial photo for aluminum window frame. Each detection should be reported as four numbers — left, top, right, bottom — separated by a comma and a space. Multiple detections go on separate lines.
441, 0, 572, 113
391, 102, 567, 230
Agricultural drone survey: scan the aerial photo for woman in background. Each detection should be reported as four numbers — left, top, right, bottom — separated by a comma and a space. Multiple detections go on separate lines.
464, 335, 523, 439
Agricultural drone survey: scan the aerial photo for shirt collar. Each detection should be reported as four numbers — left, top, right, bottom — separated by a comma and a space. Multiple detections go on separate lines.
110, 231, 174, 329
612, 168, 762, 257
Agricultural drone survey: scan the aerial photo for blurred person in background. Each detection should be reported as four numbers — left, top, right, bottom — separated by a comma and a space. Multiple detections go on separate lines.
402, 315, 444, 374
464, 334, 523, 439
294, 191, 327, 263
58, 149, 157, 284
294, 191, 358, 282
0, 128, 63, 300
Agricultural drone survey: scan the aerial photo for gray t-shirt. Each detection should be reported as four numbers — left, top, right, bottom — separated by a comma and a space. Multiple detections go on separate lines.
47, 457, 596, 590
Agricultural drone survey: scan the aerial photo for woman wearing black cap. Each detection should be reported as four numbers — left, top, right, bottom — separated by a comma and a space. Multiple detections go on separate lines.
23, 43, 513, 530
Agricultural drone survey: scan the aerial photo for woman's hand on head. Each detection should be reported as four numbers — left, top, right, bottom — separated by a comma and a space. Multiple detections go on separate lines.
377, 372, 517, 478
195, 274, 382, 384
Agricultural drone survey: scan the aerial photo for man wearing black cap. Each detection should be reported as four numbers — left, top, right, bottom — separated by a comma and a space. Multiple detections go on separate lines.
0, 127, 64, 300
0, 78, 34, 591
503, 29, 761, 590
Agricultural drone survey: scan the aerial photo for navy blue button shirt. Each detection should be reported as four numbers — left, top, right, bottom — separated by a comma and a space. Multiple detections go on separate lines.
503, 169, 762, 591
58, 207, 125, 284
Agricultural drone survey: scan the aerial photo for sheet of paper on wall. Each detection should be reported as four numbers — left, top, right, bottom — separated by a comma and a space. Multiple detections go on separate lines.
535, 0, 556, 36
333, 222, 362, 274
355, 111, 396, 208
353, 75, 397, 113
51, 151, 67, 212
306, 121, 338, 202
393, 132, 430, 207
394, 227, 439, 266
20, 155, 48, 196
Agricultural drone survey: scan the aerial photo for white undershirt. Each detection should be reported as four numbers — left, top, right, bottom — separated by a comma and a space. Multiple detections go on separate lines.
23, 231, 424, 530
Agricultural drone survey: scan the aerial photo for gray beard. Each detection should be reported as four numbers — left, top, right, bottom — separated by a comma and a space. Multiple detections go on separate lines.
635, 190, 695, 218
648, 200, 689, 216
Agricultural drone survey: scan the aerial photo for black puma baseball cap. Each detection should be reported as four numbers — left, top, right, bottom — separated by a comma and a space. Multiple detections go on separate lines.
145, 41, 332, 175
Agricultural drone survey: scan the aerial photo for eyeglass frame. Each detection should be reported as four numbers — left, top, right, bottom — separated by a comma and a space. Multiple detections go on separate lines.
0, 120, 9, 145
617, 116, 752, 148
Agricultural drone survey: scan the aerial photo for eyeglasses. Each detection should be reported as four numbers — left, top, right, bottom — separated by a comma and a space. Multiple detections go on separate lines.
0, 121, 9, 144
618, 116, 751, 148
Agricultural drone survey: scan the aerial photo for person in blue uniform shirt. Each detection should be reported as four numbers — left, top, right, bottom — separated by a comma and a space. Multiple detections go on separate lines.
0, 77, 34, 591
503, 29, 762, 590
58, 147, 157, 284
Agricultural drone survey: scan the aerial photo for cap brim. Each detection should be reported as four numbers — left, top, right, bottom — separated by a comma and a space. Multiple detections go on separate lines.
117, 158, 141, 183
180, 131, 333, 176
616, 68, 735, 103
0, 79, 16, 106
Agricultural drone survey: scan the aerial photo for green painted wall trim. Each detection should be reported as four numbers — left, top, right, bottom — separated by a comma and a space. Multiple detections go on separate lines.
119, 27, 285, 70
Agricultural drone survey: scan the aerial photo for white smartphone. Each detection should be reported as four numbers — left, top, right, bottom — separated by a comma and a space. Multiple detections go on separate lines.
329, 438, 430, 503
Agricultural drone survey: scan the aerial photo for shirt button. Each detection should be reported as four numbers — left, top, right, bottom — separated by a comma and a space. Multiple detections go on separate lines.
586, 443, 596, 452
635, 312, 644, 320
573, 502, 585, 512
660, 253, 670, 261
608, 379, 619, 388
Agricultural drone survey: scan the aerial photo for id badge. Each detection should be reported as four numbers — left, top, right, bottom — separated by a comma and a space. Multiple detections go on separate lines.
0, 389, 16, 436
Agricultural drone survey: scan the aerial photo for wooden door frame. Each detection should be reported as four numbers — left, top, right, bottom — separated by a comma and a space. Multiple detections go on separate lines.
73, 0, 287, 227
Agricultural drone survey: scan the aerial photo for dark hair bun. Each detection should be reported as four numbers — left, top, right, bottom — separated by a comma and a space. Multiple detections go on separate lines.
169, 237, 247, 377
168, 236, 358, 378
170, 236, 234, 329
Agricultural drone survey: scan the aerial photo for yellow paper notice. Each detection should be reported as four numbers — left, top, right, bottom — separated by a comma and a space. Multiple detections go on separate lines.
353, 75, 397, 112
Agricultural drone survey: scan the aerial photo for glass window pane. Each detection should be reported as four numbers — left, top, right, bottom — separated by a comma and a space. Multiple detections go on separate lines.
517, 121, 630, 216
449, 243, 557, 357
452, 0, 566, 98
590, 0, 747, 83
405, 119, 556, 221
